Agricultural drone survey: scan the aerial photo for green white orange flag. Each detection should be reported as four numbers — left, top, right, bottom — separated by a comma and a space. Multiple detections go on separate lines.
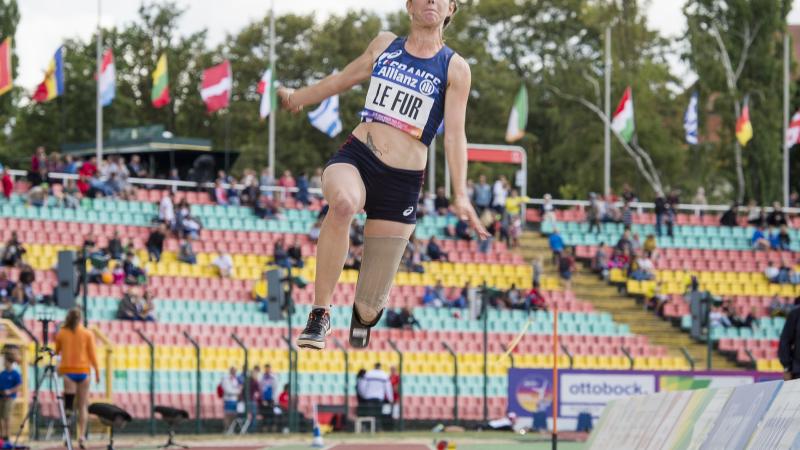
736, 97, 753, 147
151, 53, 169, 108
611, 86, 635, 143
505, 84, 528, 143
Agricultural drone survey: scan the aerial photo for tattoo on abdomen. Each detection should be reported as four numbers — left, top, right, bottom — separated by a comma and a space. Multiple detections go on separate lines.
365, 133, 383, 156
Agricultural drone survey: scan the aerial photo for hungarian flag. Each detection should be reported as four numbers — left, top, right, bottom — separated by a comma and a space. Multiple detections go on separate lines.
151, 53, 169, 108
0, 37, 11, 97
611, 87, 635, 143
32, 46, 65, 103
201, 60, 232, 113
99, 49, 115, 107
257, 67, 276, 119
505, 84, 528, 143
786, 110, 800, 148
736, 98, 753, 147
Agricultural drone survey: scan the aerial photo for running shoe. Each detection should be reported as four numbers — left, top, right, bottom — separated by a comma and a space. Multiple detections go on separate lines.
297, 307, 331, 350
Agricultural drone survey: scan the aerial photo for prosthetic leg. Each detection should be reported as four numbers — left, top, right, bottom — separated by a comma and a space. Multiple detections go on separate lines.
349, 236, 408, 348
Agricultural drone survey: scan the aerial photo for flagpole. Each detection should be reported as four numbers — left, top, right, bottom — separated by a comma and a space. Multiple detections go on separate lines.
603, 25, 612, 197
783, 33, 790, 208
96, 0, 103, 163
268, 0, 276, 179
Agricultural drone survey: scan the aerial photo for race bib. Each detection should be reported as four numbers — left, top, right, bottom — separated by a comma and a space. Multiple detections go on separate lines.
362, 76, 435, 139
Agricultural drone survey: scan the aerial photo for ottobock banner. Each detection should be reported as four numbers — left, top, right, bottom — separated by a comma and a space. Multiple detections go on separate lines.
507, 368, 781, 420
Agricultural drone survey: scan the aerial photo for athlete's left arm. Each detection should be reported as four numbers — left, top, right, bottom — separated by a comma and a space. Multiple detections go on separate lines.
443, 55, 490, 239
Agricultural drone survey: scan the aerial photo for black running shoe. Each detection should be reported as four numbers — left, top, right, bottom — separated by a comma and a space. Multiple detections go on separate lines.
297, 307, 331, 350
349, 305, 384, 349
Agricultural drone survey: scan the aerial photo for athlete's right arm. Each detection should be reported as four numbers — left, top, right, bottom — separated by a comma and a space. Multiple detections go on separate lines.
279, 32, 396, 112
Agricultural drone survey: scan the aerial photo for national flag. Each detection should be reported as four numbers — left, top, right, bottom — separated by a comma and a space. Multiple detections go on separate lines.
611, 86, 635, 143
0, 37, 12, 97
32, 46, 65, 103
257, 67, 276, 119
308, 94, 342, 138
201, 60, 232, 113
684, 91, 699, 145
505, 84, 528, 143
151, 53, 169, 108
786, 110, 800, 148
99, 49, 115, 107
736, 97, 753, 147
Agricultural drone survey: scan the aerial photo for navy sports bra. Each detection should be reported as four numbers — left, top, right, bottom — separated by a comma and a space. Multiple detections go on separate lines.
360, 36, 455, 146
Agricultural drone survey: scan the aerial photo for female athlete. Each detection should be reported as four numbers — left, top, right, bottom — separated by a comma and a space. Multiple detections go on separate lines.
280, 0, 489, 350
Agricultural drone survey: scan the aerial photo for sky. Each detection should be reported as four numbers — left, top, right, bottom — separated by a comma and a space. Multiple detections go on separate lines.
13, 0, 800, 90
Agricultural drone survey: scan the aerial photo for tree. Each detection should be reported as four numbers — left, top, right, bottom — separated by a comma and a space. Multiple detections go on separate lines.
684, 0, 792, 203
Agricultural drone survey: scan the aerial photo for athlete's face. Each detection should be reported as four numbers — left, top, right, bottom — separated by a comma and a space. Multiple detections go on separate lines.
407, 0, 454, 28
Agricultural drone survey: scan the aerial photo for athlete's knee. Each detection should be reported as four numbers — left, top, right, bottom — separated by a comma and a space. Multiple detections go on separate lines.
327, 192, 360, 221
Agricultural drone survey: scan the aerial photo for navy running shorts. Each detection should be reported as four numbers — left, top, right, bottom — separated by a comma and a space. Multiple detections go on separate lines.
326, 135, 424, 225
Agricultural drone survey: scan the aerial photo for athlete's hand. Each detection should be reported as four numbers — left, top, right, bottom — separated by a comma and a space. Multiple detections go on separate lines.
277, 87, 303, 114
452, 195, 491, 240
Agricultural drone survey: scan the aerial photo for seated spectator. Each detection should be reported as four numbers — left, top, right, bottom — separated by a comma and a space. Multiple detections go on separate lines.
120, 251, 144, 285
449, 281, 470, 309
212, 247, 234, 278
159, 191, 175, 228
444, 216, 472, 241
26, 182, 48, 207
630, 232, 642, 254
558, 247, 576, 289
241, 179, 260, 208
643, 234, 658, 260
777, 260, 794, 284
273, 239, 290, 268
709, 307, 732, 328
1, 168, 12, 200
254, 194, 281, 219
509, 215, 522, 249
402, 236, 425, 273
719, 204, 739, 227
295, 172, 310, 206
146, 224, 167, 262
116, 288, 142, 320
309, 167, 323, 194
226, 177, 241, 206
505, 284, 526, 310
764, 262, 780, 283
308, 218, 322, 243
278, 170, 296, 199
649, 282, 670, 317
180, 214, 202, 240
127, 154, 147, 177
607, 247, 631, 271
629, 254, 655, 281
767, 201, 788, 227
56, 179, 80, 208
426, 236, 449, 262
87, 244, 111, 283
422, 281, 447, 308
107, 230, 124, 260
385, 307, 421, 329
1, 232, 26, 267
178, 238, 197, 265
434, 187, 450, 215
733, 307, 757, 329
751, 225, 770, 251
548, 228, 565, 266
615, 229, 633, 254
0, 270, 14, 304
747, 202, 766, 227
524, 282, 548, 312
591, 243, 608, 277
770, 225, 791, 251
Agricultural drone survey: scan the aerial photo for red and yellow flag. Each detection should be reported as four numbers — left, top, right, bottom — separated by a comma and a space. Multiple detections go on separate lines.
0, 37, 12, 96
736, 98, 753, 146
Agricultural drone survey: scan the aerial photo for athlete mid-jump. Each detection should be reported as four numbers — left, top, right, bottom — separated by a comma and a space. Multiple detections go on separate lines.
280, 0, 489, 350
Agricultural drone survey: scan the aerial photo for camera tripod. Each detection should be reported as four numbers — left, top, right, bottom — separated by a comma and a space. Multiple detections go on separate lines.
13, 318, 74, 450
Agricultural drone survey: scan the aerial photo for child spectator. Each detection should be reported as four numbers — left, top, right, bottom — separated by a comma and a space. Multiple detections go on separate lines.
0, 346, 22, 442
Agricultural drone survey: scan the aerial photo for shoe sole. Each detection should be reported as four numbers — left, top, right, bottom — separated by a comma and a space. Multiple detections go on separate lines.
296, 327, 332, 350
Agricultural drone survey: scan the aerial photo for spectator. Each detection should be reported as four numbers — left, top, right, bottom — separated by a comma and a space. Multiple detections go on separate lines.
764, 262, 780, 283
426, 236, 449, 262
220, 367, 242, 432
558, 247, 576, 290
734, 307, 758, 329
309, 168, 323, 193
389, 367, 400, 407
586, 193, 602, 234
127, 154, 147, 178
226, 177, 241, 206
629, 254, 655, 281
308, 218, 322, 243
180, 213, 203, 241
621, 183, 637, 204
213, 179, 228, 205
446, 215, 472, 241
30, 146, 46, 177
241, 367, 261, 431
385, 307, 421, 329
492, 176, 508, 214
146, 224, 167, 262
615, 229, 633, 254
252, 271, 270, 310
63, 154, 79, 174
0, 346, 22, 442
107, 230, 124, 260
402, 236, 424, 273
117, 288, 142, 320
358, 363, 393, 408
631, 232, 643, 254
254, 194, 281, 220
525, 281, 548, 312
57, 179, 80, 208
212, 247, 234, 278
747, 202, 766, 227
643, 234, 658, 259
242, 179, 260, 208
259, 167, 275, 190
449, 281, 471, 309
692, 187, 707, 216
720, 204, 739, 227
26, 182, 48, 207
767, 201, 788, 228
592, 243, 609, 278
751, 225, 771, 251
278, 383, 289, 412
1, 168, 12, 200
178, 238, 197, 265
473, 175, 492, 213
422, 280, 447, 307
771, 225, 791, 251
654, 192, 673, 237
1, 232, 25, 267
0, 270, 15, 304
434, 187, 450, 215
602, 193, 621, 223
549, 228, 565, 266
421, 191, 436, 217
709, 307, 732, 328
122, 251, 146, 285
532, 255, 543, 287
778, 297, 800, 380
159, 191, 175, 228
505, 284, 526, 310
295, 172, 310, 206
541, 193, 556, 229
621, 202, 633, 228
259, 365, 278, 431
770, 296, 790, 317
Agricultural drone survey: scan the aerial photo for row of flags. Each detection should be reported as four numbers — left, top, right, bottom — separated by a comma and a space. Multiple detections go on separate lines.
0, 42, 343, 139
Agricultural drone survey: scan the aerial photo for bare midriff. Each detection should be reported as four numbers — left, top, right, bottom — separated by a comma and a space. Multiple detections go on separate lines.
352, 121, 429, 171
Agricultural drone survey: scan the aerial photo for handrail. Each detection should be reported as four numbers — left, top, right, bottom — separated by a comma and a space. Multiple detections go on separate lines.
441, 341, 459, 425
182, 330, 202, 434
231, 333, 250, 425
499, 343, 515, 368
387, 340, 404, 431
135, 329, 155, 436
331, 337, 349, 429
524, 197, 800, 215
745, 349, 757, 369
620, 346, 635, 370
680, 347, 696, 372
560, 343, 574, 369
90, 326, 114, 400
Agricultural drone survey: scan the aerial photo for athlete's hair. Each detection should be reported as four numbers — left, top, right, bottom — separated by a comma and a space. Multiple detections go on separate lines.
444, 0, 459, 30
64, 307, 82, 331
